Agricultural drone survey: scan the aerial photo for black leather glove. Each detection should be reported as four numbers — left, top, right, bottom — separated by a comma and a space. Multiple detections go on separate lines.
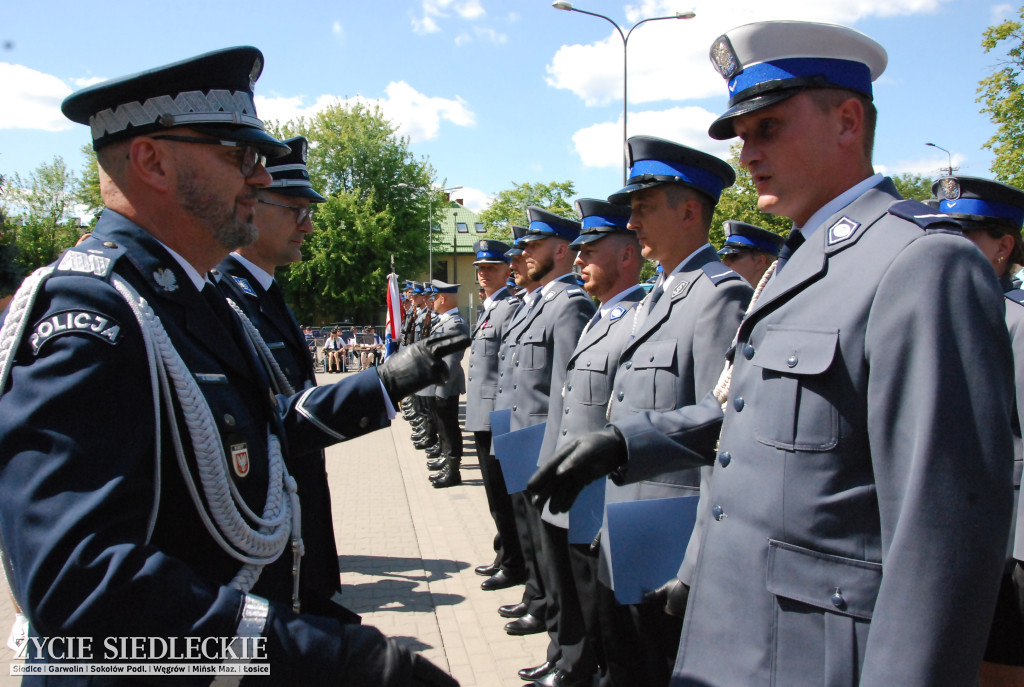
642, 577, 690, 619
528, 426, 627, 514
377, 331, 470, 405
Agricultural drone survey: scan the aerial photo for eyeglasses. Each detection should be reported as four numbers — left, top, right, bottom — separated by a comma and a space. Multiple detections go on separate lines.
257, 199, 314, 224
150, 135, 267, 178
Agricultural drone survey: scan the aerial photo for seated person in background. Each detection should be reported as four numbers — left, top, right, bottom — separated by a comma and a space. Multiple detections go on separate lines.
359, 325, 384, 370
322, 329, 346, 373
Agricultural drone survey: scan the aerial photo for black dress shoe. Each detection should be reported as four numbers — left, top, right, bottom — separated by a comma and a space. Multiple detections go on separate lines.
481, 569, 527, 591
498, 602, 528, 619
528, 670, 593, 687
504, 613, 544, 635
518, 661, 555, 681
475, 563, 500, 577
424, 443, 443, 458
426, 456, 446, 470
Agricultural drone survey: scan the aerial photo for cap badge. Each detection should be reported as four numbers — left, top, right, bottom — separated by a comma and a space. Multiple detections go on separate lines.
300, 139, 308, 163
940, 177, 960, 201
248, 57, 262, 91
827, 216, 862, 246
711, 36, 739, 79
481, 240, 488, 251
153, 268, 178, 292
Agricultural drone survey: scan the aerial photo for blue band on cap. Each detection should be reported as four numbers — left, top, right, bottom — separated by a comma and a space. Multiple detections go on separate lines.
528, 220, 578, 240
729, 57, 872, 100
941, 198, 1024, 228
628, 159, 727, 201
582, 214, 630, 230
725, 234, 779, 253
476, 250, 504, 259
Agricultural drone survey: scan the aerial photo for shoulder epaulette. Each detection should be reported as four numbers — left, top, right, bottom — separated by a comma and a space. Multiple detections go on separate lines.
565, 287, 587, 298
1006, 289, 1024, 309
888, 199, 962, 232
701, 260, 742, 286
53, 242, 125, 281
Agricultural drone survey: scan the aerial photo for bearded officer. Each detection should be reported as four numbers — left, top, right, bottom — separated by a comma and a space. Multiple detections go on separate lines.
526, 199, 646, 687
715, 220, 783, 287
533, 21, 1014, 686
0, 47, 464, 684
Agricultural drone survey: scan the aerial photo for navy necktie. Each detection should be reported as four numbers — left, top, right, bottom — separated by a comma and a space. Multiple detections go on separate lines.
775, 231, 806, 273
648, 281, 665, 313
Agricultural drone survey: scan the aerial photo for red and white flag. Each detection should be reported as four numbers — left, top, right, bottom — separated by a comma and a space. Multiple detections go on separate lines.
384, 272, 401, 358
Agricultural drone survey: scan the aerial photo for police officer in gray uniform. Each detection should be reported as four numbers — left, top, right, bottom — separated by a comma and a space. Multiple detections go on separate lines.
0, 46, 464, 685
465, 240, 528, 588
931, 175, 1024, 679
530, 199, 646, 687
504, 207, 595, 682
534, 21, 1014, 687
427, 280, 471, 488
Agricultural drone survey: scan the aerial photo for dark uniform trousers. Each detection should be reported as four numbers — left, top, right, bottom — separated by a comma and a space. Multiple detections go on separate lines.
505, 275, 595, 669
0, 211, 403, 682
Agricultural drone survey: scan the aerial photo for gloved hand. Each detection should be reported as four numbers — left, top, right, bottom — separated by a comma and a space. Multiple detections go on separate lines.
377, 331, 470, 405
528, 426, 627, 514
642, 577, 689, 619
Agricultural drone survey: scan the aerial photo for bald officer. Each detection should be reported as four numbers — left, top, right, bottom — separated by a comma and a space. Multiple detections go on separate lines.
716, 220, 783, 287
0, 46, 463, 685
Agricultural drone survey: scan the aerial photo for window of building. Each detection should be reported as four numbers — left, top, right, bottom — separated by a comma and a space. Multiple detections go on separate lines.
475, 223, 485, 233
456, 222, 469, 233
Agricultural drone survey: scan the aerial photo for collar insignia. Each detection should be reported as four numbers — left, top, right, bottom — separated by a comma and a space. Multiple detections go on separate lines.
231, 275, 258, 297
827, 216, 862, 246
609, 305, 626, 321
672, 281, 687, 297
153, 268, 178, 292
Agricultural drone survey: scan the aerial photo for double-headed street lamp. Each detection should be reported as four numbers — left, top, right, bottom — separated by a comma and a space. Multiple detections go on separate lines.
925, 142, 958, 178
397, 183, 463, 279
552, 1, 696, 184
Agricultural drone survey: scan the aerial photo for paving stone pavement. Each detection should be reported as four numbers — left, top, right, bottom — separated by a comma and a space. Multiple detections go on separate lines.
321, 371, 549, 686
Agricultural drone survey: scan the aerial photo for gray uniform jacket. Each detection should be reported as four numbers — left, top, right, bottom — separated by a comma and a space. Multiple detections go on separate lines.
432, 309, 470, 399
1006, 283, 1024, 563
466, 287, 518, 432
620, 181, 1014, 686
507, 274, 596, 433
540, 285, 647, 530
602, 245, 751, 587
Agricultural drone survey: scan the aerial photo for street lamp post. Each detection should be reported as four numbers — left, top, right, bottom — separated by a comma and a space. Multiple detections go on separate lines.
553, 1, 695, 184
397, 183, 462, 280
925, 142, 957, 178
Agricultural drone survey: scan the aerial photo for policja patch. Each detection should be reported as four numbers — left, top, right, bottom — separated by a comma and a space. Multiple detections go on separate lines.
30, 310, 122, 355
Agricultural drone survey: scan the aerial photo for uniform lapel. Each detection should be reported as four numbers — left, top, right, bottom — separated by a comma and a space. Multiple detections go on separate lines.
628, 247, 716, 352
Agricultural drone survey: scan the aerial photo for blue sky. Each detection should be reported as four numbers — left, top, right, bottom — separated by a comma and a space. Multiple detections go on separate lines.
0, 0, 1016, 216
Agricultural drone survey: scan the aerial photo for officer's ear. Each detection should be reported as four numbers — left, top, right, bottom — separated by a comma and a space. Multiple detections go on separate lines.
127, 137, 173, 193
835, 95, 866, 151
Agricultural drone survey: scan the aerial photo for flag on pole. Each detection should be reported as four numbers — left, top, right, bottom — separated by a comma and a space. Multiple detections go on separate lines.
384, 270, 401, 359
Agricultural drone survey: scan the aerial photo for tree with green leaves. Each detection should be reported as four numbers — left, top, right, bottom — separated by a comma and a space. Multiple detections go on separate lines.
479, 180, 576, 239
978, 6, 1024, 188
76, 144, 103, 224
0, 156, 84, 272
891, 173, 933, 202
266, 102, 438, 324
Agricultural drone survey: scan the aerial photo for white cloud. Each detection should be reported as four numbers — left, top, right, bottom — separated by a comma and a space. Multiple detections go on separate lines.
0, 63, 73, 131
71, 76, 105, 88
332, 21, 345, 39
450, 186, 492, 213
991, 4, 1014, 22
885, 152, 966, 177
412, 0, 490, 36
256, 81, 475, 143
571, 106, 729, 168
548, 0, 950, 107
412, 14, 440, 34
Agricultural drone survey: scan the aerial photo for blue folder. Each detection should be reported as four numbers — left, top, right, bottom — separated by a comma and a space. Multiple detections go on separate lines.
489, 408, 512, 438
605, 495, 700, 604
492, 422, 546, 494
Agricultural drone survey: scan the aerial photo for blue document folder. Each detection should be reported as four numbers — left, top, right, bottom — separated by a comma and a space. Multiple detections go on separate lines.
492, 422, 546, 494
489, 408, 512, 438
605, 495, 700, 604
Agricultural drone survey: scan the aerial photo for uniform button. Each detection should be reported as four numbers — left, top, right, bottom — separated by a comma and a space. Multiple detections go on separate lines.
718, 451, 731, 467
587, 360, 592, 367
787, 355, 798, 368
515, 361, 519, 367
562, 429, 567, 435
743, 344, 755, 360
359, 417, 369, 428
712, 505, 725, 521
103, 241, 118, 248
513, 405, 518, 411
567, 384, 572, 391
501, 354, 505, 360
649, 355, 655, 362
831, 589, 845, 609
223, 414, 236, 428
499, 371, 504, 377
513, 384, 518, 390
468, 376, 472, 381
625, 361, 632, 369
734, 396, 744, 412
617, 391, 624, 401
498, 388, 502, 394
